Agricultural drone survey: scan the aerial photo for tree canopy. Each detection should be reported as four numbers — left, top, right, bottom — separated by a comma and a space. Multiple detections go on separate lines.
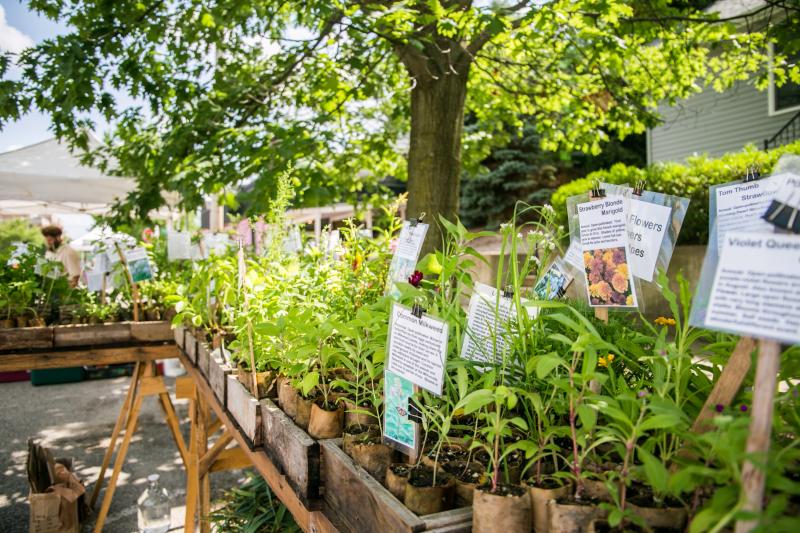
1, 0, 797, 231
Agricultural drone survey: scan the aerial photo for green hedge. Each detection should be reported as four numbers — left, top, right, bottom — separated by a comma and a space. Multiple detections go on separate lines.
551, 140, 800, 245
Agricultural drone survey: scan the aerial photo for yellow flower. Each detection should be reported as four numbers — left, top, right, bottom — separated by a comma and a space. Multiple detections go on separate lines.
598, 353, 615, 368
625, 295, 633, 306
654, 316, 676, 326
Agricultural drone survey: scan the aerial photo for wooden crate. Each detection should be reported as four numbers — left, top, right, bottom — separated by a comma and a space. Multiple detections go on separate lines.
0, 327, 53, 352
173, 325, 186, 349
197, 341, 212, 378
260, 398, 321, 505
208, 353, 232, 408
53, 323, 131, 348
184, 329, 198, 364
226, 374, 262, 449
320, 440, 472, 533
130, 321, 173, 342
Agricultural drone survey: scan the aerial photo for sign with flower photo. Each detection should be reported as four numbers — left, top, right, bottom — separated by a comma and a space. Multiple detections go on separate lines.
577, 196, 638, 308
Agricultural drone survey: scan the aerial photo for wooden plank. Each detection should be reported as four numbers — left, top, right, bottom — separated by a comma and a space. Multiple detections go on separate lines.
176, 351, 321, 533
130, 321, 173, 342
0, 343, 179, 372
199, 431, 234, 476
321, 439, 424, 533
208, 446, 250, 473
198, 341, 212, 378
185, 329, 198, 364
173, 325, 186, 349
226, 374, 262, 449
208, 353, 232, 408
53, 323, 131, 347
260, 398, 321, 504
421, 508, 472, 531
0, 326, 53, 352
175, 376, 196, 400
735, 340, 781, 533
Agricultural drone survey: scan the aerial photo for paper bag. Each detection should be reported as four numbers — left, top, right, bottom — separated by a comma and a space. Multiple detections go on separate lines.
29, 464, 84, 533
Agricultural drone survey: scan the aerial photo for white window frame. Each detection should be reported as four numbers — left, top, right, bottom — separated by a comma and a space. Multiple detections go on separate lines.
768, 42, 800, 116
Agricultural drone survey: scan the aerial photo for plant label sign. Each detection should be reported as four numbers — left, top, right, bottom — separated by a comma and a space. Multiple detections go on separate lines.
386, 221, 429, 298
167, 231, 192, 261
713, 174, 788, 255
533, 258, 574, 300
704, 232, 800, 344
461, 282, 537, 366
204, 232, 232, 256
563, 240, 583, 271
578, 196, 638, 307
383, 369, 418, 453
125, 247, 153, 283
386, 303, 448, 395
626, 199, 672, 282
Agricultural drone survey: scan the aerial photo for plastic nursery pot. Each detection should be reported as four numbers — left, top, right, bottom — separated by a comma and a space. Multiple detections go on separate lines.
385, 463, 411, 500
307, 401, 344, 439
546, 496, 606, 533
403, 465, 455, 516
347, 435, 395, 483
472, 483, 532, 533
294, 395, 314, 430
442, 460, 486, 507
277, 377, 299, 418
342, 397, 378, 427
527, 479, 573, 533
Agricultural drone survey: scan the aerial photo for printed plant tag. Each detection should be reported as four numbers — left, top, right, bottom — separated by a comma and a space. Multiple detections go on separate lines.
564, 240, 583, 271
383, 369, 418, 453
533, 258, 574, 300
204, 233, 231, 256
167, 231, 192, 261
282, 226, 302, 254
125, 247, 153, 283
386, 303, 448, 395
705, 232, 800, 344
461, 282, 537, 366
386, 221, 429, 298
626, 199, 672, 282
86, 271, 105, 292
713, 173, 788, 255
578, 195, 638, 307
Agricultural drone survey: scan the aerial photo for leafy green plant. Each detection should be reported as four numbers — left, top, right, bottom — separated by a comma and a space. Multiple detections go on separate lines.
206, 473, 300, 533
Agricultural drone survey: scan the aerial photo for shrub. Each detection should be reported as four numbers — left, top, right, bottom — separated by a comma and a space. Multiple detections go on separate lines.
550, 140, 800, 245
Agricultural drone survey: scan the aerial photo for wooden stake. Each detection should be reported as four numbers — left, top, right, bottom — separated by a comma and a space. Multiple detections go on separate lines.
114, 243, 139, 322
691, 337, 756, 433
246, 321, 259, 398
735, 339, 781, 533
594, 307, 609, 323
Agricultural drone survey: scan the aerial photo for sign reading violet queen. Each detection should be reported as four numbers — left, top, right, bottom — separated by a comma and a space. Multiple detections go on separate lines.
386, 303, 448, 395
704, 232, 800, 344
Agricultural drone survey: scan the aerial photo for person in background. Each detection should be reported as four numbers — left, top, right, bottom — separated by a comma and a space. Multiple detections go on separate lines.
41, 225, 81, 287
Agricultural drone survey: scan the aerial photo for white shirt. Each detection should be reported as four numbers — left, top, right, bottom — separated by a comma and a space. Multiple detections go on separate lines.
46, 244, 82, 279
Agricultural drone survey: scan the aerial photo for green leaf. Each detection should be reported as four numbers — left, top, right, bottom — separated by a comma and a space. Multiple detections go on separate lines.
457, 389, 494, 415
638, 447, 668, 495
577, 404, 596, 430
456, 366, 468, 400
535, 354, 564, 379
299, 371, 320, 397
200, 12, 216, 28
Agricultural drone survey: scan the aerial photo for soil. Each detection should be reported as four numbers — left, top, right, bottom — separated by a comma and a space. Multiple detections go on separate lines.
475, 483, 527, 497
313, 397, 339, 411
426, 445, 469, 464
626, 483, 683, 508
344, 424, 378, 436
526, 477, 567, 490
390, 464, 410, 477
555, 494, 606, 506
442, 461, 484, 484
407, 465, 452, 488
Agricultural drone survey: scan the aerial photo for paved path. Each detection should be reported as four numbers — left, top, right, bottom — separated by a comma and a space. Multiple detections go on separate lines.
0, 370, 246, 532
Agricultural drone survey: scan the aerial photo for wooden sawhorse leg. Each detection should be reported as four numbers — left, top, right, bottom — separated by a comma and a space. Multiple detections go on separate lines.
177, 376, 248, 533
91, 360, 189, 533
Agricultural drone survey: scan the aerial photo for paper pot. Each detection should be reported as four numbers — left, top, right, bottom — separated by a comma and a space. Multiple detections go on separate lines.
528, 481, 572, 533
628, 502, 688, 530
546, 498, 606, 533
277, 377, 298, 418
348, 440, 394, 484
472, 484, 532, 532
443, 461, 485, 507
342, 397, 378, 427
385, 463, 410, 500
307, 402, 344, 439
294, 395, 314, 430
403, 466, 455, 515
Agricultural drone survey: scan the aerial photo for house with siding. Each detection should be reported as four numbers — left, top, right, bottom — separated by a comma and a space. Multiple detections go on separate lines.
647, 0, 800, 163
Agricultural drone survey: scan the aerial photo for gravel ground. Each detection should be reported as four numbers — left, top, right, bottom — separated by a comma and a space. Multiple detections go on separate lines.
0, 370, 248, 532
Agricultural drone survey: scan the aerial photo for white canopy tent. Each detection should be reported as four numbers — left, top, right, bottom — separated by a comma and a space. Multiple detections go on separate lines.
0, 137, 136, 216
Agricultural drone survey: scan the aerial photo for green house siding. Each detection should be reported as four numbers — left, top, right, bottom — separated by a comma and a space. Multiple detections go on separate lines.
647, 80, 796, 163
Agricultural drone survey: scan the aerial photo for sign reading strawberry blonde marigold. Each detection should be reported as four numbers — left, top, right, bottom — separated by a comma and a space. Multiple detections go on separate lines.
583, 247, 634, 306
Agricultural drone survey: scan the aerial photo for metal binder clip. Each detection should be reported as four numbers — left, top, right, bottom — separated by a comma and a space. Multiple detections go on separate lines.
411, 302, 425, 318
744, 164, 761, 182
633, 179, 646, 196
409, 212, 426, 227
590, 180, 605, 199
407, 401, 423, 423
502, 285, 514, 299
556, 286, 567, 299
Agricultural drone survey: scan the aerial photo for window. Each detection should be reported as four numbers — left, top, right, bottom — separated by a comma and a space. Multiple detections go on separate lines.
769, 43, 800, 115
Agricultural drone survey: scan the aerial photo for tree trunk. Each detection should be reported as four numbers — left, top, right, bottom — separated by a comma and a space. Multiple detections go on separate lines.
405, 66, 470, 254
